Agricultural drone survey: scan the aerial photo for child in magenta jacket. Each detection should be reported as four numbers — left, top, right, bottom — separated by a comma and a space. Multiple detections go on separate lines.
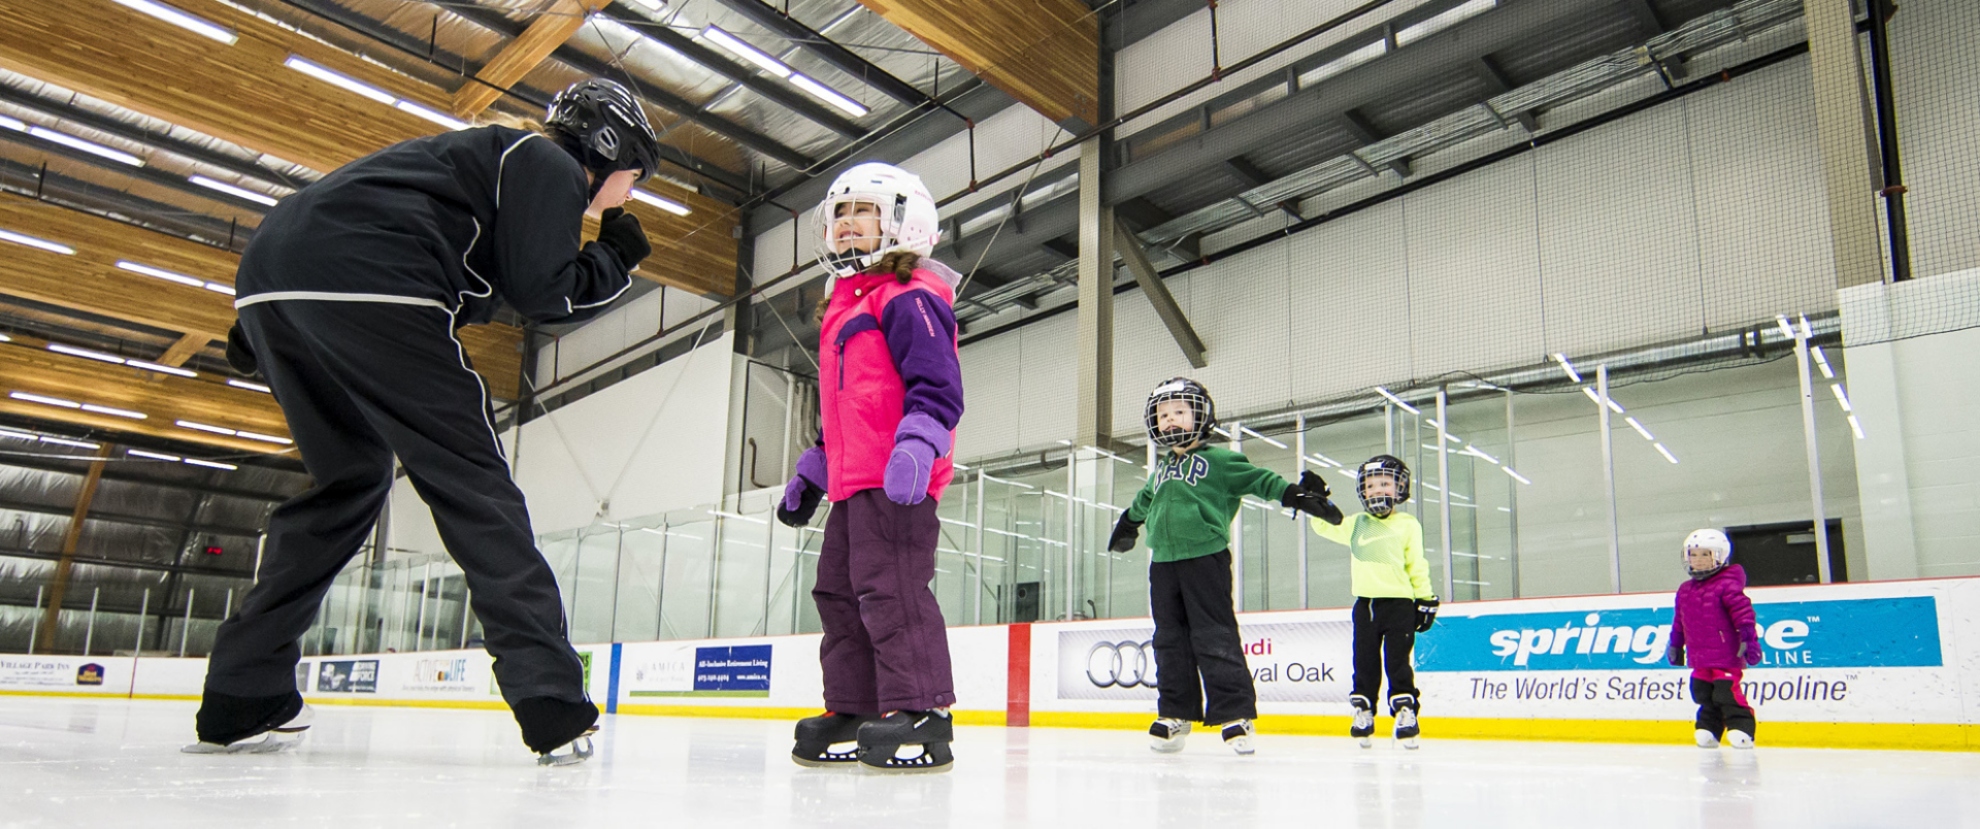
1665, 528, 1761, 749
776, 163, 962, 773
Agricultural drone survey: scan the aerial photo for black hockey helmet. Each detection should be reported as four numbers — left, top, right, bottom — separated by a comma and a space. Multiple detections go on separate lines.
1356, 454, 1411, 518
1144, 377, 1217, 449
546, 78, 661, 187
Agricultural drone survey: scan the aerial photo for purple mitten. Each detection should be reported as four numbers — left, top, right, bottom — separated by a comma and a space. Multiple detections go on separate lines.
777, 446, 828, 527
883, 412, 952, 506
1740, 639, 1762, 667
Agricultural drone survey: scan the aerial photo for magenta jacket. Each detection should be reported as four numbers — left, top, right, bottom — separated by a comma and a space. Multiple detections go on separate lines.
1670, 564, 1760, 672
816, 262, 964, 503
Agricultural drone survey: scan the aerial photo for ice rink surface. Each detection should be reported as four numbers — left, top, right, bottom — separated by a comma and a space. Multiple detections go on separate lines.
3, 697, 1976, 828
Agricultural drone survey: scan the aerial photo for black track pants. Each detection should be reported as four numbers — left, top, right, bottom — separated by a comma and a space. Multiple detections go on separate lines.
203, 300, 585, 708
1351, 597, 1419, 707
1691, 676, 1757, 739
1149, 550, 1257, 724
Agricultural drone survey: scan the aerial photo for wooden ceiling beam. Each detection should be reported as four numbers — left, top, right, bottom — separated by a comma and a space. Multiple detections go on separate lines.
0, 334, 290, 455
856, 0, 1098, 127
0, 0, 737, 297
453, 0, 612, 119
0, 192, 524, 399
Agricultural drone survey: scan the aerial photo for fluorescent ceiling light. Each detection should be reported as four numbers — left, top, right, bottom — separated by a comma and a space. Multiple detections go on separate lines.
394, 100, 469, 131
129, 449, 182, 461
1552, 353, 1581, 383
0, 334, 10, 342
176, 420, 236, 436
284, 56, 395, 105
128, 360, 197, 378
189, 175, 280, 206
203, 282, 237, 296
1462, 445, 1499, 464
789, 74, 869, 117
629, 189, 691, 216
184, 458, 239, 470
700, 27, 792, 78
1829, 384, 1852, 412
1373, 387, 1420, 414
11, 391, 81, 408
0, 427, 33, 440
1501, 466, 1532, 485
1580, 387, 1624, 414
116, 260, 206, 287
39, 435, 101, 449
1810, 346, 1835, 379
1239, 426, 1286, 449
80, 403, 146, 419
1396, 0, 1496, 47
708, 509, 768, 525
1310, 453, 1341, 467
0, 228, 76, 255
228, 379, 272, 393
48, 343, 127, 364
1775, 315, 1797, 343
235, 431, 292, 445
29, 125, 144, 166
1653, 443, 1679, 464
0, 114, 23, 131
1623, 416, 1655, 441
110, 0, 239, 45
1846, 414, 1865, 440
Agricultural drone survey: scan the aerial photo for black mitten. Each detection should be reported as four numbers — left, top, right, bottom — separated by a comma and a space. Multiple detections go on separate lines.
1107, 513, 1143, 553
1414, 597, 1440, 632
224, 321, 258, 377
1290, 471, 1345, 525
596, 207, 652, 270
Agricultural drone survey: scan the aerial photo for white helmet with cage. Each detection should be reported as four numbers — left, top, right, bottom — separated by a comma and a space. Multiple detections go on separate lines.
816, 162, 941, 277
1682, 528, 1732, 576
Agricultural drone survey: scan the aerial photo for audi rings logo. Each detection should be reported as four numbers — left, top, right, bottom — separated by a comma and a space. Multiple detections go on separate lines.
1086, 640, 1157, 689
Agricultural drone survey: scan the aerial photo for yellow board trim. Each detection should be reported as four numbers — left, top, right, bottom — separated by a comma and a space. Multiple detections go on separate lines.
303, 696, 512, 711
1026, 711, 1980, 751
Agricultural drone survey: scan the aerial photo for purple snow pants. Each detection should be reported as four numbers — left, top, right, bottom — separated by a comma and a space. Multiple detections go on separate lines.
813, 488, 956, 713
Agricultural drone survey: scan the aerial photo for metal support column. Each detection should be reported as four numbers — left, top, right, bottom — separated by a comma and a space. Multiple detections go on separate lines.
83, 587, 99, 656
1598, 365, 1622, 593
1075, 136, 1117, 449
1505, 389, 1521, 598
1435, 389, 1454, 601
37, 444, 112, 651
179, 588, 196, 657
1802, 0, 1889, 289
28, 585, 43, 654
1295, 415, 1309, 609
973, 472, 987, 626
134, 588, 150, 657
1230, 422, 1244, 612
1116, 225, 1207, 368
1793, 323, 1834, 582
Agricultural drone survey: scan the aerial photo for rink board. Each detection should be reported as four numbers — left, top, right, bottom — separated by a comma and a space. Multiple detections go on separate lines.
5, 577, 1976, 749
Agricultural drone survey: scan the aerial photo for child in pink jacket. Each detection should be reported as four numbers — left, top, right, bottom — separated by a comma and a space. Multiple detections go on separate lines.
1665, 528, 1761, 749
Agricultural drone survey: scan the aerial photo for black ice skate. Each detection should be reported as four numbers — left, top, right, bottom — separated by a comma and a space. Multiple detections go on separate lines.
537, 725, 600, 767
792, 711, 879, 767
183, 690, 313, 755
856, 709, 953, 773
514, 697, 601, 767
1349, 695, 1375, 748
1391, 694, 1421, 750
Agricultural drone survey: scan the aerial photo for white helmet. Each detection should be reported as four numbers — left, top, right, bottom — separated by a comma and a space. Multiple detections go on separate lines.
816, 162, 940, 277
1682, 528, 1732, 576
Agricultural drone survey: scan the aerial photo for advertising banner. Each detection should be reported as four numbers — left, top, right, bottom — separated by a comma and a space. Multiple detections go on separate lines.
623, 641, 778, 700
1053, 620, 1353, 703
0, 656, 134, 694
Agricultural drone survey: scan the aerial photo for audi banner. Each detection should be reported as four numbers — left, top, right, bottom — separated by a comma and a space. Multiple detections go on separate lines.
1055, 621, 1354, 702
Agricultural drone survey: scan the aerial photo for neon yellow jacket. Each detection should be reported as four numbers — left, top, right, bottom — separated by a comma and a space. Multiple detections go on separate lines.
1309, 511, 1436, 600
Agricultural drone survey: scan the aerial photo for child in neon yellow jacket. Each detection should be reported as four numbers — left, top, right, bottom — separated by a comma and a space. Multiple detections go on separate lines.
1306, 454, 1438, 748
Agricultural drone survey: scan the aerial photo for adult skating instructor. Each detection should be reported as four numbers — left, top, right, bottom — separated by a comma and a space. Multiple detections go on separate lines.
191, 79, 659, 765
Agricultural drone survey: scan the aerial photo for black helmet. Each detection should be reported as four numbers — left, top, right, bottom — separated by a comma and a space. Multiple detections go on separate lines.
1356, 455, 1412, 518
546, 78, 661, 186
1144, 377, 1217, 449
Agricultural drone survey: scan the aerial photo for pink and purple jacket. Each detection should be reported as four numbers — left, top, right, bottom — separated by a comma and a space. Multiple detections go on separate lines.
816, 261, 965, 503
1670, 564, 1760, 673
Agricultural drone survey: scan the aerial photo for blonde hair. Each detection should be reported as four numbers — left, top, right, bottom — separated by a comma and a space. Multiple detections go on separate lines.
475, 111, 549, 135
813, 251, 922, 321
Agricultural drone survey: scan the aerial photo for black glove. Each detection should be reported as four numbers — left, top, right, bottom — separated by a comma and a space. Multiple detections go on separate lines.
596, 207, 652, 271
1288, 471, 1345, 525
1107, 513, 1143, 553
224, 321, 258, 377
776, 485, 823, 528
1667, 642, 1685, 667
1414, 597, 1440, 633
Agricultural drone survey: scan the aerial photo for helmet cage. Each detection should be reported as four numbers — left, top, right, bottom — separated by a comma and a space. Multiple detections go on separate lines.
1356, 455, 1413, 517
1143, 378, 1217, 449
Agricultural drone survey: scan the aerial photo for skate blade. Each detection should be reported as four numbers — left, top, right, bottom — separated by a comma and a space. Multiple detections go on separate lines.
1149, 739, 1186, 754
792, 742, 862, 768
1356, 737, 1372, 748
536, 734, 595, 767
1397, 736, 1420, 750
181, 730, 306, 755
857, 743, 954, 774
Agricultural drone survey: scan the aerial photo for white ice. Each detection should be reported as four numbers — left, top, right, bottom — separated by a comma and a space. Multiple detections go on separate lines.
2, 696, 1975, 827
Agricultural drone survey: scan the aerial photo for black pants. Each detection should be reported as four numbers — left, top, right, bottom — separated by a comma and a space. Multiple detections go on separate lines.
1149, 550, 1256, 724
1351, 597, 1419, 708
205, 300, 585, 708
1691, 676, 1757, 739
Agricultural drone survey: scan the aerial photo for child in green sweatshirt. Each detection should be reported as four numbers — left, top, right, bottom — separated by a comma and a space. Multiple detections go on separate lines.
1306, 454, 1438, 749
1107, 378, 1341, 756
